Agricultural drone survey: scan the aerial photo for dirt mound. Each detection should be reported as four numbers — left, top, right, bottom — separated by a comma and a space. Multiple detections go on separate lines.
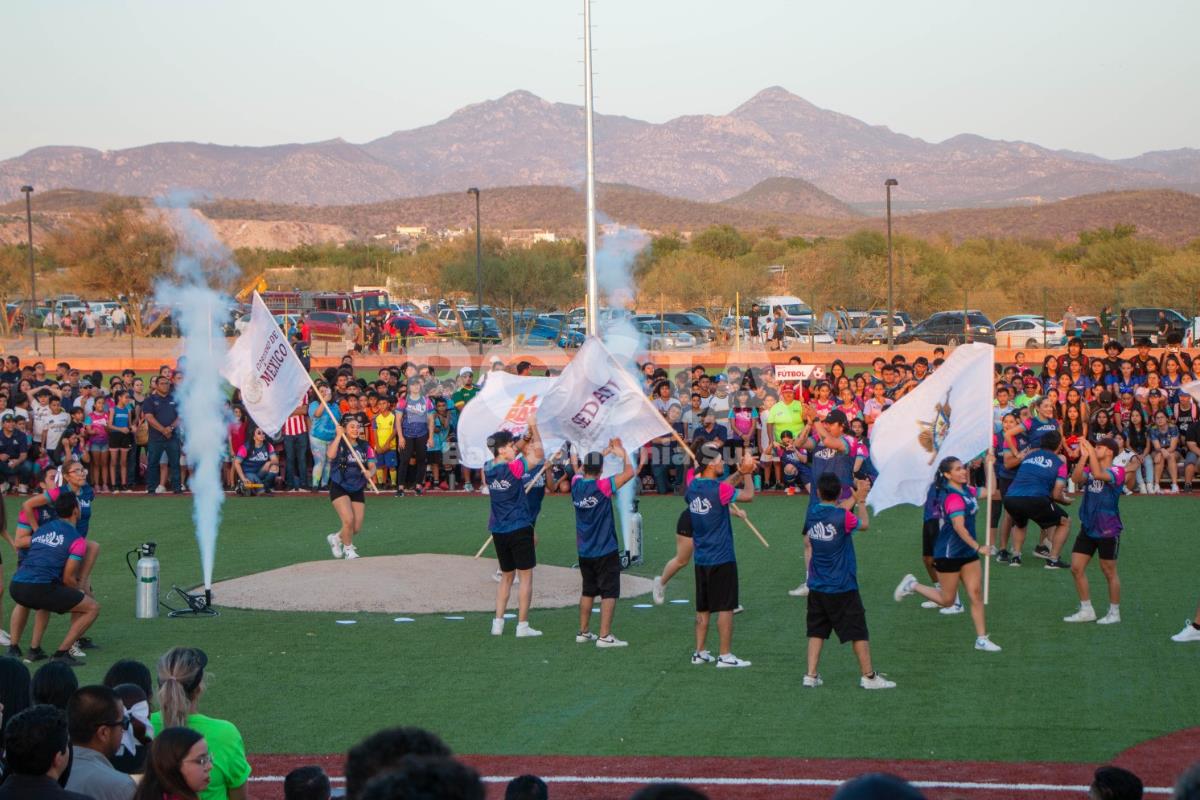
210, 553, 654, 614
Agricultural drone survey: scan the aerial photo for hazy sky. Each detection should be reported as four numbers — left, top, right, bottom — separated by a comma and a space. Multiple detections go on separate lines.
5, 0, 1197, 161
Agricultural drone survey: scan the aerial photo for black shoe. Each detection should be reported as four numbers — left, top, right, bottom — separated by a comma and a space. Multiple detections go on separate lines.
395, 488, 405, 497
6, 645, 21, 659
50, 650, 82, 666
1009, 555, 1022, 567
1044, 558, 1070, 570
76, 637, 98, 650
263, 488, 273, 496
414, 485, 423, 496
25, 646, 48, 663
1033, 544, 1051, 560
173, 489, 184, 495
996, 549, 1011, 564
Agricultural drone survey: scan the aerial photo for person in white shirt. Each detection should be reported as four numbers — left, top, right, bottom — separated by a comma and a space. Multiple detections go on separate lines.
42, 395, 71, 453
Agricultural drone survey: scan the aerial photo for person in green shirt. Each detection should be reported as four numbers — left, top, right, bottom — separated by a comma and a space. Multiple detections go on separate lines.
451, 369, 479, 412
766, 384, 805, 444
149, 647, 251, 800
1012, 377, 1040, 409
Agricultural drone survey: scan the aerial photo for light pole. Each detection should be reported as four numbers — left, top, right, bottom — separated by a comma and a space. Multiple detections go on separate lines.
20, 186, 37, 351
885, 178, 898, 351
467, 188, 483, 355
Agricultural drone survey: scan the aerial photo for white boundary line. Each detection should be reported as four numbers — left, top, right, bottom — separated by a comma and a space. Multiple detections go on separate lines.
247, 773, 1173, 794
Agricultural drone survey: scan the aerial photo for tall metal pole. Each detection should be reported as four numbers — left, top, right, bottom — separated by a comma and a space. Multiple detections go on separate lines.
583, 0, 599, 338
21, 186, 38, 352
885, 178, 897, 351
467, 188, 483, 355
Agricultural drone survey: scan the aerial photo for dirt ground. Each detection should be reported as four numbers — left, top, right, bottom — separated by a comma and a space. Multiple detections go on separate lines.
209, 553, 654, 614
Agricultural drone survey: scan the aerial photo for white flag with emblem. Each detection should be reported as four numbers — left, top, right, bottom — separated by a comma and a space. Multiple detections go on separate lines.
220, 292, 312, 438
535, 337, 672, 455
454, 371, 563, 469
867, 342, 995, 513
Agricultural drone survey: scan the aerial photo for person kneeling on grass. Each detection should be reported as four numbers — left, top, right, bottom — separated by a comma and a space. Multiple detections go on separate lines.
571, 439, 635, 648
7, 491, 99, 666
686, 439, 755, 668
895, 455, 1001, 653
1064, 438, 1126, 625
486, 413, 544, 638
802, 473, 894, 689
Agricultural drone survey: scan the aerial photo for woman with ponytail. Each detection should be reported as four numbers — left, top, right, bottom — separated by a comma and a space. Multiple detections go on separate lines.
132, 727, 212, 800
148, 648, 250, 800
894, 456, 1002, 653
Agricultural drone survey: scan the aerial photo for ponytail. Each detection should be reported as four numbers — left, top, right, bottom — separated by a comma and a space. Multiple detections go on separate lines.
156, 647, 208, 729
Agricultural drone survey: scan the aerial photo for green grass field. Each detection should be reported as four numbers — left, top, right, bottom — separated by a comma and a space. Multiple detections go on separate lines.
14, 491, 1195, 763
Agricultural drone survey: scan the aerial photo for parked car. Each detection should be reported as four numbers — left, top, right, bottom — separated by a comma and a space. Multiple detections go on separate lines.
896, 311, 996, 346
634, 320, 696, 350
994, 317, 1066, 348
384, 314, 441, 339
306, 310, 356, 340
868, 313, 908, 337
755, 295, 814, 328
1057, 315, 1104, 348
1124, 307, 1188, 345
821, 310, 888, 344
781, 320, 835, 348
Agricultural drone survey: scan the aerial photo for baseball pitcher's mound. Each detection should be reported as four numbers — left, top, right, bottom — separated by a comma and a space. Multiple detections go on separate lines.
210, 553, 655, 614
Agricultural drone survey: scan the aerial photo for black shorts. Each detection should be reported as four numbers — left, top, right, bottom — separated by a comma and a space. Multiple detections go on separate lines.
10, 580, 85, 614
109, 431, 132, 449
1003, 495, 1068, 529
990, 477, 1013, 526
676, 508, 693, 538
579, 551, 621, 599
329, 483, 366, 504
806, 589, 869, 643
494, 526, 536, 572
694, 562, 738, 613
922, 519, 939, 558
933, 555, 979, 573
1072, 532, 1120, 560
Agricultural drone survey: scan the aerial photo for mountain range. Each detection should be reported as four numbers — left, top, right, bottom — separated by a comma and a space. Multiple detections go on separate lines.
2, 87, 1198, 210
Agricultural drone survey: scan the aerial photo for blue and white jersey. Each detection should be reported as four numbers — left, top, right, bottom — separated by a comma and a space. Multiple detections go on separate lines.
570, 475, 617, 558
522, 460, 546, 523
804, 502, 860, 593
75, 483, 94, 539
1026, 415, 1059, 449
995, 430, 1028, 481
1006, 449, 1067, 498
684, 476, 738, 566
806, 433, 856, 503
1078, 466, 1125, 539
486, 458, 532, 534
936, 486, 979, 559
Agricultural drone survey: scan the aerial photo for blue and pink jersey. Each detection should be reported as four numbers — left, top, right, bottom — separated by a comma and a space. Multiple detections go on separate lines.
807, 433, 857, 503
937, 486, 979, 559
1007, 450, 1068, 498
804, 502, 861, 593
570, 475, 616, 558
1079, 466, 1125, 539
522, 460, 546, 523
1025, 416, 1059, 449
486, 458, 532, 533
995, 430, 1029, 481
684, 474, 738, 566
11, 518, 86, 584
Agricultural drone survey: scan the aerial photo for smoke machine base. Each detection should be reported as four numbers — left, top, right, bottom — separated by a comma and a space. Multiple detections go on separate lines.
165, 586, 220, 618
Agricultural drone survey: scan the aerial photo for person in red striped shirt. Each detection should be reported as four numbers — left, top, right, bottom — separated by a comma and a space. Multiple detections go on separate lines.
282, 402, 310, 492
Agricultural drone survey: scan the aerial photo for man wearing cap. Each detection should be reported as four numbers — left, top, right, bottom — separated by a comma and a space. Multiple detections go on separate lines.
1063, 438, 1126, 625
766, 385, 804, 451
0, 413, 33, 492
692, 410, 727, 450
1013, 377, 1040, 410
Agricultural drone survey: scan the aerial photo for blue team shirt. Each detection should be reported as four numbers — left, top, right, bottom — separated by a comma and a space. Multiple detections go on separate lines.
995, 430, 1028, 481
807, 433, 856, 503
1006, 449, 1067, 497
936, 486, 979, 559
922, 483, 942, 522
521, 460, 546, 522
1026, 416, 1059, 449
486, 457, 532, 534
684, 476, 738, 566
330, 440, 375, 492
75, 483, 94, 539
12, 518, 86, 584
804, 502, 860, 593
570, 475, 617, 558
1078, 466, 1125, 539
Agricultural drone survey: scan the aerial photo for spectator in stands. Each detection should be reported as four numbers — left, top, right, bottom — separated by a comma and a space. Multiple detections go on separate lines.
1089, 766, 1143, 800
0, 656, 32, 740
284, 766, 331, 800
106, 683, 152, 776
0, 705, 90, 800
142, 376, 182, 494
344, 726, 452, 800
149, 647, 250, 800
505, 774, 548, 800
33, 662, 78, 710
0, 413, 33, 493
64, 685, 136, 800
359, 755, 483, 800
831, 772, 926, 799
132, 727, 211, 800
629, 784, 709, 800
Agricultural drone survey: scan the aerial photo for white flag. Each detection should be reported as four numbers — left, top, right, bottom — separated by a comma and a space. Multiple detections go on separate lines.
220, 292, 312, 438
1182, 379, 1200, 405
454, 372, 563, 469
536, 337, 672, 456
867, 343, 995, 513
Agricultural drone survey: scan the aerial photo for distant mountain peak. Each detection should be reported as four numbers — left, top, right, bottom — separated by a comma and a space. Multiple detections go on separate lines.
730, 85, 817, 116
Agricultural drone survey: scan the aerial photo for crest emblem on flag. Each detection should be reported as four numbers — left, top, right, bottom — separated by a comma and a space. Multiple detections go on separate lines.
917, 389, 953, 464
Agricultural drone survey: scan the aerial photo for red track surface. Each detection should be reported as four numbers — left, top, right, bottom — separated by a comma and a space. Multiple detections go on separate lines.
247, 726, 1197, 799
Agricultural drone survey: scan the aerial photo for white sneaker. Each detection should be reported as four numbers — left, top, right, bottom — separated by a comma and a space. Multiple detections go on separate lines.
1170, 621, 1200, 642
652, 576, 665, 605
515, 622, 542, 638
0, 482, 9, 493
691, 649, 716, 665
343, 544, 360, 560
326, 533, 344, 559
802, 673, 823, 688
575, 631, 598, 643
787, 582, 810, 597
480, 484, 489, 495
596, 634, 628, 648
1169, 484, 1180, 494
1064, 606, 1097, 623
860, 672, 896, 690
491, 618, 505, 636
716, 653, 751, 668
463, 482, 474, 492
154, 485, 168, 495
894, 573, 917, 602
974, 635, 1002, 652
1097, 609, 1121, 625
69, 643, 86, 658
939, 599, 964, 615
1122, 486, 1133, 496
733, 605, 745, 614
17, 484, 28, 494
492, 569, 502, 583
0, 630, 10, 646
921, 599, 940, 609
1137, 483, 1147, 494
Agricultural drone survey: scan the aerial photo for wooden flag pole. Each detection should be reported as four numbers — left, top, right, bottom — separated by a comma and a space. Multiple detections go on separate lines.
983, 445, 995, 605
474, 534, 493, 559
524, 445, 566, 494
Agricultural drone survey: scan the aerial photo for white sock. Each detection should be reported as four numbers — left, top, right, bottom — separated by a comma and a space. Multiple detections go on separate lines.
719, 652, 732, 659
1080, 600, 1094, 612
1108, 604, 1119, 613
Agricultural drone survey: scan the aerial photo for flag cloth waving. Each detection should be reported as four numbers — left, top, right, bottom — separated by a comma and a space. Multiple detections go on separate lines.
455, 371, 562, 468
867, 342, 994, 513
535, 337, 672, 455
220, 292, 312, 438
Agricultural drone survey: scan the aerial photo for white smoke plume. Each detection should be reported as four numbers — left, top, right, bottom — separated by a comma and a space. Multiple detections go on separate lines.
155, 195, 234, 590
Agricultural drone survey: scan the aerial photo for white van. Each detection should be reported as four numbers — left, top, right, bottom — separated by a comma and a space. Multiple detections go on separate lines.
755, 295, 813, 329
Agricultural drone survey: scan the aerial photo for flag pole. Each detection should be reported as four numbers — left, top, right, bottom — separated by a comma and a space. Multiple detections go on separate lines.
984, 443, 995, 605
